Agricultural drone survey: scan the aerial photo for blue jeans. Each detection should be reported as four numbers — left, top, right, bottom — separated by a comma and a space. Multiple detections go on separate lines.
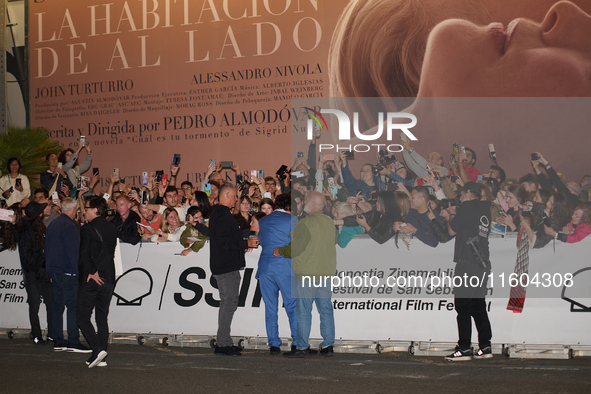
259, 275, 298, 348
295, 277, 334, 350
50, 272, 80, 344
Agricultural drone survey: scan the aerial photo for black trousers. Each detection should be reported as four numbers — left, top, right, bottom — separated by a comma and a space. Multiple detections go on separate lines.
76, 280, 114, 353
25, 276, 53, 339
454, 297, 492, 350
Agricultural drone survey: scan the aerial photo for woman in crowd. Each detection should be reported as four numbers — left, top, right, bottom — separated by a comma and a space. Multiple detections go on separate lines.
496, 185, 534, 232
190, 191, 212, 219
2, 203, 22, 251
1, 157, 31, 207
152, 207, 185, 242
545, 203, 591, 243
17, 201, 53, 344
40, 153, 72, 197
395, 191, 411, 221
59, 141, 93, 188
259, 198, 275, 215
356, 191, 402, 244
236, 196, 253, 226
533, 192, 572, 248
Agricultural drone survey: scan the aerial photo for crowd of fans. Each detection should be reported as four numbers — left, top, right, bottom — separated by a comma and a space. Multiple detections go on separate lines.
2, 137, 591, 257
0, 136, 590, 349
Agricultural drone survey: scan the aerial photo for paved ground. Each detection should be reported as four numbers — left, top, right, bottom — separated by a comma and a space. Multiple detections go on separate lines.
1, 338, 590, 394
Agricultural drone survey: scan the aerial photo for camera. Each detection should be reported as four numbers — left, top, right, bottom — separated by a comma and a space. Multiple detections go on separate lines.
440, 197, 460, 210
531, 153, 539, 160
297, 151, 304, 158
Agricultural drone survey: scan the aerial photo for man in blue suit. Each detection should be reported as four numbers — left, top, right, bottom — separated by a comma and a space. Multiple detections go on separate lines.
257, 193, 298, 355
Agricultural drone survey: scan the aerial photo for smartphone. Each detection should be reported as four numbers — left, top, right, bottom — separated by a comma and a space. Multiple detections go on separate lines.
323, 154, 335, 161
142, 172, 149, 185
93, 167, 99, 176
400, 132, 409, 143
460, 146, 466, 156
204, 183, 212, 196
209, 158, 216, 166
141, 190, 149, 205
76, 177, 83, 190
275, 165, 288, 175
257, 170, 264, 179
250, 170, 258, 180
330, 186, 338, 198
453, 143, 459, 153
57, 162, 62, 169
162, 174, 169, 187
291, 171, 304, 178
327, 177, 335, 187
103, 193, 111, 202
316, 181, 323, 193
297, 152, 304, 158
416, 178, 425, 186
173, 153, 181, 167
488, 144, 496, 158
531, 153, 539, 160
263, 192, 272, 199
155, 170, 164, 182
113, 168, 120, 179
80, 135, 86, 146
450, 154, 456, 165
51, 191, 59, 203
477, 175, 484, 181
344, 151, 354, 159
15, 178, 22, 188
220, 161, 233, 168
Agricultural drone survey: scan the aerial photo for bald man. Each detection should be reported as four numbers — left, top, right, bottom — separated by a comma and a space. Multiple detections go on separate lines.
278, 192, 338, 358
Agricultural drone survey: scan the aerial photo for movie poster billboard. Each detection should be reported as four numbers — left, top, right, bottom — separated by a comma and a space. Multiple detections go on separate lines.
30, 0, 344, 187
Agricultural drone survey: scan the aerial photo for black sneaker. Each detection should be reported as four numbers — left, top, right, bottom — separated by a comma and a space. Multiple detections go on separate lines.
33, 337, 45, 345
86, 355, 107, 367
68, 343, 92, 353
88, 350, 108, 368
284, 347, 315, 358
54, 341, 68, 352
214, 345, 241, 357
445, 347, 473, 361
474, 346, 493, 359
320, 345, 334, 357
269, 346, 281, 355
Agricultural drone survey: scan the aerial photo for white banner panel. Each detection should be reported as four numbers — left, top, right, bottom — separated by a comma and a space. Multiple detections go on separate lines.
1, 236, 590, 345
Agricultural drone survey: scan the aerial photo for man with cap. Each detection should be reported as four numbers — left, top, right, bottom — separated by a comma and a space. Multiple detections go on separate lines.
445, 182, 493, 361
18, 201, 53, 344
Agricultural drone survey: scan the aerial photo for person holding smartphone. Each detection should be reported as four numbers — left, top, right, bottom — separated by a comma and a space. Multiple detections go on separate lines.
0, 157, 31, 207
60, 140, 93, 189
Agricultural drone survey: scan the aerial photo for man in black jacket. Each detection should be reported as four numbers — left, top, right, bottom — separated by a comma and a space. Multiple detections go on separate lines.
209, 183, 259, 356
445, 182, 492, 361
77, 196, 118, 368
111, 194, 141, 245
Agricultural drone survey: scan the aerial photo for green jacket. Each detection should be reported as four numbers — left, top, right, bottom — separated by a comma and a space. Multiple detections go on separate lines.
280, 211, 337, 279
180, 223, 208, 253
